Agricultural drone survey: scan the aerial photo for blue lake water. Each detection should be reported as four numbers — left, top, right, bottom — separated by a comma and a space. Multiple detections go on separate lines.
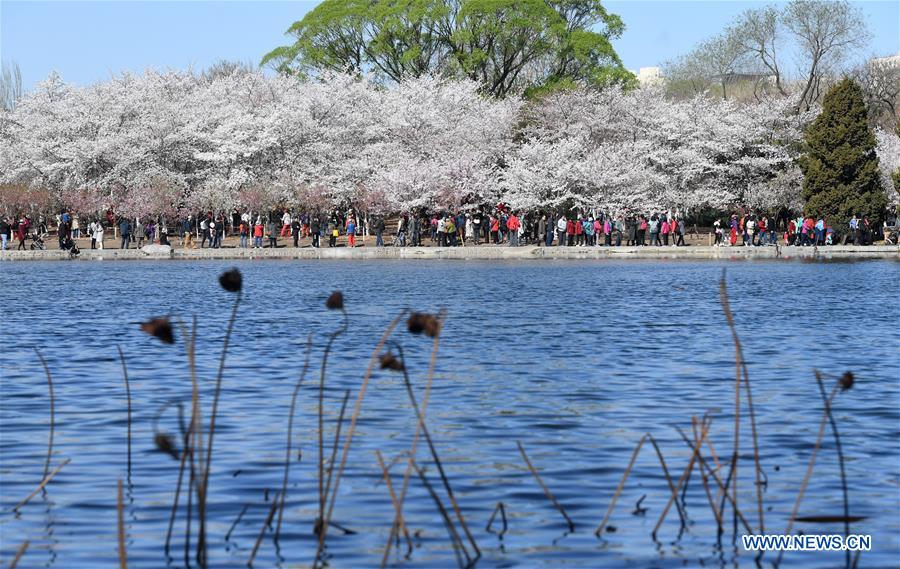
1, 259, 898, 568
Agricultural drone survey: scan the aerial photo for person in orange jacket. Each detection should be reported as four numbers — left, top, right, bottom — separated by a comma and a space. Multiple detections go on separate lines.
490, 216, 500, 244
252, 218, 264, 248
506, 212, 521, 246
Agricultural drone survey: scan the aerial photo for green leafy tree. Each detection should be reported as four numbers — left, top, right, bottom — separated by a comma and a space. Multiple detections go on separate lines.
452, 0, 566, 96
262, 0, 630, 96
800, 77, 887, 232
262, 0, 370, 78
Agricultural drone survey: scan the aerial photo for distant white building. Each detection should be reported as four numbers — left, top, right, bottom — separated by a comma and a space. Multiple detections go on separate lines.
865, 54, 900, 94
636, 67, 664, 86
714, 72, 778, 85
869, 54, 900, 69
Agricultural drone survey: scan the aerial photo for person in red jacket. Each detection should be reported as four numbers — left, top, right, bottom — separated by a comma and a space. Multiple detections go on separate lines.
566, 218, 576, 246
490, 216, 500, 244
252, 219, 264, 248
16, 215, 30, 250
506, 212, 521, 246
573, 216, 584, 246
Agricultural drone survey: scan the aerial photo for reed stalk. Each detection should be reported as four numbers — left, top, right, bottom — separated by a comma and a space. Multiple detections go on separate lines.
313, 311, 407, 567
117, 478, 127, 569
165, 414, 190, 556
198, 289, 242, 565
690, 418, 722, 530
382, 311, 446, 563
318, 308, 348, 528
698, 415, 724, 512
175, 317, 205, 567
485, 502, 508, 537
595, 434, 686, 537
274, 334, 313, 544
815, 371, 852, 569
23, 273, 859, 567
225, 503, 250, 542
707, 435, 729, 528
774, 372, 853, 569
704, 426, 723, 471
632, 495, 648, 515
673, 428, 754, 534
35, 350, 55, 480
715, 459, 736, 537
185, 455, 194, 569
12, 458, 71, 511
412, 460, 467, 569
117, 347, 133, 475
321, 388, 351, 530
9, 540, 28, 569
248, 491, 280, 567
394, 381, 473, 566
679, 457, 692, 513
719, 274, 765, 533
394, 341, 479, 559
782, 380, 840, 539
376, 450, 413, 568
517, 440, 575, 532
718, 276, 742, 538
652, 416, 713, 537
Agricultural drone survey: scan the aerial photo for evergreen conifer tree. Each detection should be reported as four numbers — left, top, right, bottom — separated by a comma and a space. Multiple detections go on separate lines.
800, 78, 887, 234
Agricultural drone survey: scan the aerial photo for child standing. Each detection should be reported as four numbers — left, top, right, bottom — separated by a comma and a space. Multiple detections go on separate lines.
346, 215, 357, 247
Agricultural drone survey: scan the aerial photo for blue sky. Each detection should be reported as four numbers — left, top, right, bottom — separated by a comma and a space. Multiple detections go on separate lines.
2, 0, 898, 92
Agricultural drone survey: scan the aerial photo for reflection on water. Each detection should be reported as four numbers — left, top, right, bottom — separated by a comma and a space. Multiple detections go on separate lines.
1, 259, 898, 568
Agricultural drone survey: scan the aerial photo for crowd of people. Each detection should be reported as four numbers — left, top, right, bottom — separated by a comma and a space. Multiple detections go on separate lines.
363, 208, 688, 248
1, 204, 897, 251
712, 213, 886, 246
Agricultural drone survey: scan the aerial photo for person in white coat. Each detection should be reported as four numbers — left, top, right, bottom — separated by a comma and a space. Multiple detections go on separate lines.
94, 221, 104, 250
88, 220, 97, 249
281, 210, 292, 238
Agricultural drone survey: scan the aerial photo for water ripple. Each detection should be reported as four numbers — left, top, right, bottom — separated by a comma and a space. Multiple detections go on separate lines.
0, 259, 897, 568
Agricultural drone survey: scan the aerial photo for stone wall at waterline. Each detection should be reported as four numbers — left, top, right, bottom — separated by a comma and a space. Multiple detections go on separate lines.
2, 245, 897, 262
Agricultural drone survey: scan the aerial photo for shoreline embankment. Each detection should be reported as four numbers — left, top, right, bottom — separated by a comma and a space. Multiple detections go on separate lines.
1, 244, 897, 262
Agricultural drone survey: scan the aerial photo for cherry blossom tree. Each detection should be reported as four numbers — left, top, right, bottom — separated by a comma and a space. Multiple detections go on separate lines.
366, 76, 521, 211
501, 85, 813, 214
875, 127, 900, 205
0, 69, 820, 219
